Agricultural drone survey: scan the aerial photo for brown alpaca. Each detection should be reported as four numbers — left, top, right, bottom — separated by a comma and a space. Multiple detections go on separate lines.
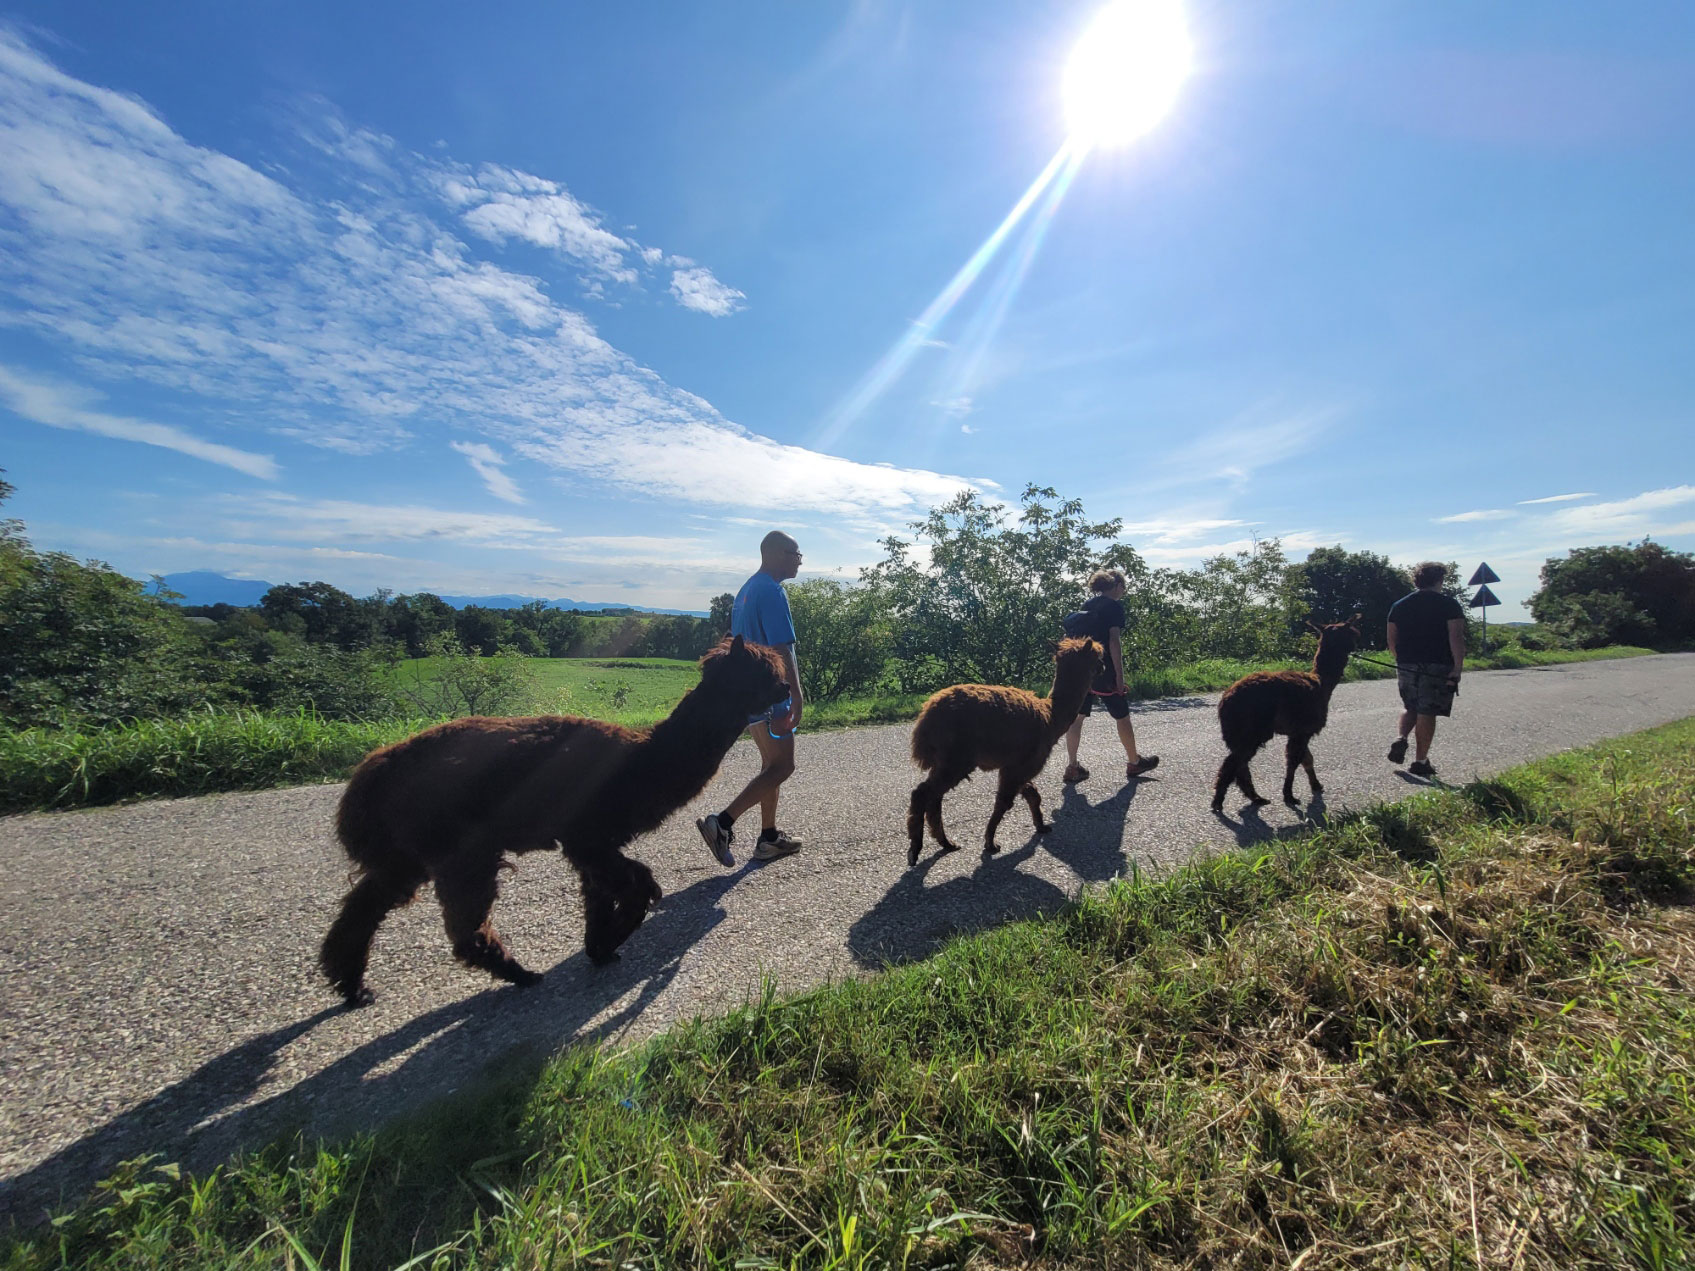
1211, 618, 1360, 813
319, 636, 789, 1008
906, 637, 1105, 866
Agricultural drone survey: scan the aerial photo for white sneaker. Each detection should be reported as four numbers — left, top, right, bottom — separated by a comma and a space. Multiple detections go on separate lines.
696, 814, 735, 867
752, 830, 803, 861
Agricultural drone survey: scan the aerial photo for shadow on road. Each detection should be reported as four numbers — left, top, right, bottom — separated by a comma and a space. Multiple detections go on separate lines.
0, 865, 758, 1225
1210, 789, 1330, 847
847, 839, 1071, 971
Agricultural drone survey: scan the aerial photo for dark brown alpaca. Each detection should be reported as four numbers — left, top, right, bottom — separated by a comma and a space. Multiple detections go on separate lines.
319, 636, 789, 1008
906, 636, 1104, 866
1211, 618, 1360, 813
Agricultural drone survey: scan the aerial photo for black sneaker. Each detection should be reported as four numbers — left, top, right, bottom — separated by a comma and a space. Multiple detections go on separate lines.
696, 813, 735, 866
1387, 737, 1408, 765
1126, 755, 1160, 778
1408, 759, 1436, 778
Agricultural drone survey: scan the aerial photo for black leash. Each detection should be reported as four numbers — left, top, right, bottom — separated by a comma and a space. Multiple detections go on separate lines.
1351, 652, 1459, 687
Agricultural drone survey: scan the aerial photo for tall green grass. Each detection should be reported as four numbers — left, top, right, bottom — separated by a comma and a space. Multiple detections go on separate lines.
0, 710, 419, 815
6, 720, 1692, 1268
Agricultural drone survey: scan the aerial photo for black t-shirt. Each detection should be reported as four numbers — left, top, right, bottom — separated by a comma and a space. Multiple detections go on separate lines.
1083, 594, 1127, 690
1388, 589, 1465, 666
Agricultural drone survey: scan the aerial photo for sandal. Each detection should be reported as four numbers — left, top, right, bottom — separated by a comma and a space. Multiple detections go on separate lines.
1062, 764, 1089, 783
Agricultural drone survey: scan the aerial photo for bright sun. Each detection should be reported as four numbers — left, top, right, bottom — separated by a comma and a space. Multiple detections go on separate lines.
1063, 0, 1193, 149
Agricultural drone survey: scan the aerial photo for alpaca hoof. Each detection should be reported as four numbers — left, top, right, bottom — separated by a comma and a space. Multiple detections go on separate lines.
1034, 821, 1053, 836
511, 967, 545, 987
1284, 796, 1301, 808
907, 844, 921, 868
1249, 797, 1271, 807
982, 842, 1000, 858
1310, 784, 1323, 796
342, 986, 375, 1010
587, 947, 622, 967
1210, 798, 1225, 814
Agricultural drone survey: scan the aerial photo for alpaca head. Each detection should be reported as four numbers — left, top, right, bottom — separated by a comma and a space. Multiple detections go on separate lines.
1054, 635, 1105, 683
1307, 616, 1361, 676
699, 635, 791, 716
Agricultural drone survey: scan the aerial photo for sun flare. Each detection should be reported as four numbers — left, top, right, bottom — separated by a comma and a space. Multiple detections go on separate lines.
1063, 0, 1193, 149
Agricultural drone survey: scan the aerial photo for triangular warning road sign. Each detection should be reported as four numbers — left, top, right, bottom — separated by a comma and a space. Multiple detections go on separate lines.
1470, 585, 1500, 608
1468, 562, 1500, 586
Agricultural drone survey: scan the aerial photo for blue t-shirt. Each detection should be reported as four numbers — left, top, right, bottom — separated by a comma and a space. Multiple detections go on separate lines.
731, 571, 796, 647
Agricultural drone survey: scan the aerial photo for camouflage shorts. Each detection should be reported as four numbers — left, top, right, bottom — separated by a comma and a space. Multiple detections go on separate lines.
1397, 662, 1457, 717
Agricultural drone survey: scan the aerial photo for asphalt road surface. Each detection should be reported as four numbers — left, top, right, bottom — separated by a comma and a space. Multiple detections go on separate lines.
3, 653, 1692, 1220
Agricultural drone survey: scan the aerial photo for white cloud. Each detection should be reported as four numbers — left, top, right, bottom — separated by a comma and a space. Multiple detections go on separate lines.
0, 32, 968, 519
669, 266, 745, 317
1517, 492, 1596, 505
1154, 406, 1339, 491
1543, 485, 1695, 538
1121, 517, 1252, 545
1435, 509, 1514, 523
0, 364, 279, 478
450, 439, 524, 504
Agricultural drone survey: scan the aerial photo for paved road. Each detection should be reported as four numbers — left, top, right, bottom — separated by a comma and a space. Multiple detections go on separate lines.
2, 654, 1692, 1219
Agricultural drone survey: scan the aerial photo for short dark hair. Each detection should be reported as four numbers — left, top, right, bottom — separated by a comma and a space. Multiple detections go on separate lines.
1412, 561, 1447, 589
1088, 568, 1126, 594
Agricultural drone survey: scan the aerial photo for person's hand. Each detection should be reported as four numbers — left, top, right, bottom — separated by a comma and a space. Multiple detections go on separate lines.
1114, 679, 1127, 696
776, 697, 802, 734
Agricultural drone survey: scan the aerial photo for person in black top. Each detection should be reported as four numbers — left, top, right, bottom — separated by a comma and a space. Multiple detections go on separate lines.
1386, 561, 1467, 777
1062, 569, 1160, 784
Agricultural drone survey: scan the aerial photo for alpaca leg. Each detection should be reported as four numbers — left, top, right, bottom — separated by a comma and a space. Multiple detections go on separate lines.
319, 866, 424, 1008
1300, 740, 1323, 798
437, 860, 542, 988
1282, 735, 1309, 806
908, 765, 970, 866
582, 856, 662, 965
983, 773, 1024, 856
1211, 754, 1239, 812
1020, 782, 1050, 835
1233, 746, 1270, 806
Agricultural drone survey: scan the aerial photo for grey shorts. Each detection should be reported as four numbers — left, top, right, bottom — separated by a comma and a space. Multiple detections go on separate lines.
1398, 663, 1457, 718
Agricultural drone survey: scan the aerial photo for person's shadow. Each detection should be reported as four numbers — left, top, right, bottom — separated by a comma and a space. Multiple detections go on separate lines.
1043, 778, 1140, 883
0, 866, 757, 1226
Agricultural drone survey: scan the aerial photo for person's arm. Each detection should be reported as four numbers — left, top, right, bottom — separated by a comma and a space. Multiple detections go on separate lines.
1446, 617, 1466, 680
1386, 621, 1399, 660
775, 643, 803, 731
1109, 627, 1126, 694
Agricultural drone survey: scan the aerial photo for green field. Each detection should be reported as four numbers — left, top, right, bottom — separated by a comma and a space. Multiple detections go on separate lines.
393, 655, 703, 729
8, 720, 1692, 1268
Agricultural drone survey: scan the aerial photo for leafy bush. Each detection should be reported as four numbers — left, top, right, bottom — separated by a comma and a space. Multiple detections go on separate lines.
785, 577, 893, 703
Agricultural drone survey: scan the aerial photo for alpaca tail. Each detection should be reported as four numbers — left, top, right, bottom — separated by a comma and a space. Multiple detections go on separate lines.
909, 691, 954, 772
334, 759, 396, 873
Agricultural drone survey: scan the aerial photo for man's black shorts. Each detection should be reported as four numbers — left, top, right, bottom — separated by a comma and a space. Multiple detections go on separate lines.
1078, 690, 1130, 720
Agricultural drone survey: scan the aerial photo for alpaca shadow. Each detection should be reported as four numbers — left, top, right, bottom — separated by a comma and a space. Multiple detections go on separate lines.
1043, 779, 1140, 883
1129, 696, 1213, 714
0, 868, 756, 1226
846, 840, 1070, 970
1209, 790, 1329, 848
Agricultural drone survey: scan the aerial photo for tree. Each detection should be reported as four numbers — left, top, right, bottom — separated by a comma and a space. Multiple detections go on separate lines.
386, 592, 458, 657
1283, 546, 1410, 651
863, 485, 1137, 691
1176, 539, 1294, 662
1528, 541, 1695, 648
707, 592, 735, 640
455, 605, 513, 656
784, 578, 892, 703
259, 581, 369, 650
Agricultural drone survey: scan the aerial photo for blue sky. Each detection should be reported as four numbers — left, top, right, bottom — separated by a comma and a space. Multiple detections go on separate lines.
1, 2, 1691, 613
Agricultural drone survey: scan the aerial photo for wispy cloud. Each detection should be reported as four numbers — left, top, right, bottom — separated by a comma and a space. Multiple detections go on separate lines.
1121, 517, 1252, 545
0, 32, 967, 519
0, 365, 278, 478
450, 440, 524, 504
1435, 508, 1514, 523
669, 265, 745, 317
1154, 406, 1339, 492
1543, 485, 1695, 537
1517, 492, 1595, 505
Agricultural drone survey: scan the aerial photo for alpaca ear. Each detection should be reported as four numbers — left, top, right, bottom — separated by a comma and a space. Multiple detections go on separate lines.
729, 634, 745, 654
1305, 619, 1322, 634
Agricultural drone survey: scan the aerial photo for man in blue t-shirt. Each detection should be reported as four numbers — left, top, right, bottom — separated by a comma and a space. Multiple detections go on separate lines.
1386, 560, 1467, 778
696, 531, 806, 866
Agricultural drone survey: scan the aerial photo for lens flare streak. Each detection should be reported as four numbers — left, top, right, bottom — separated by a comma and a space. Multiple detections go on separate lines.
814, 140, 1079, 448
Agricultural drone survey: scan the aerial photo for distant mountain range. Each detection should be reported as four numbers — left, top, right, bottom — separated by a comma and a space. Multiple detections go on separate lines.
153, 571, 707, 617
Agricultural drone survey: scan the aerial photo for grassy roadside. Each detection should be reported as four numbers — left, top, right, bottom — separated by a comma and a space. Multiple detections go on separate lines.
0, 646, 1663, 815
6, 719, 1691, 1269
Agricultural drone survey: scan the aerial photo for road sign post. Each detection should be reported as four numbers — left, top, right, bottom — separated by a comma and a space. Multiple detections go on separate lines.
1467, 563, 1501, 652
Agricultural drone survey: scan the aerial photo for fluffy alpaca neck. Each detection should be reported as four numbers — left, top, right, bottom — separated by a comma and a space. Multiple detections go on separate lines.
1043, 662, 1096, 739
630, 683, 749, 797
1312, 642, 1349, 692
